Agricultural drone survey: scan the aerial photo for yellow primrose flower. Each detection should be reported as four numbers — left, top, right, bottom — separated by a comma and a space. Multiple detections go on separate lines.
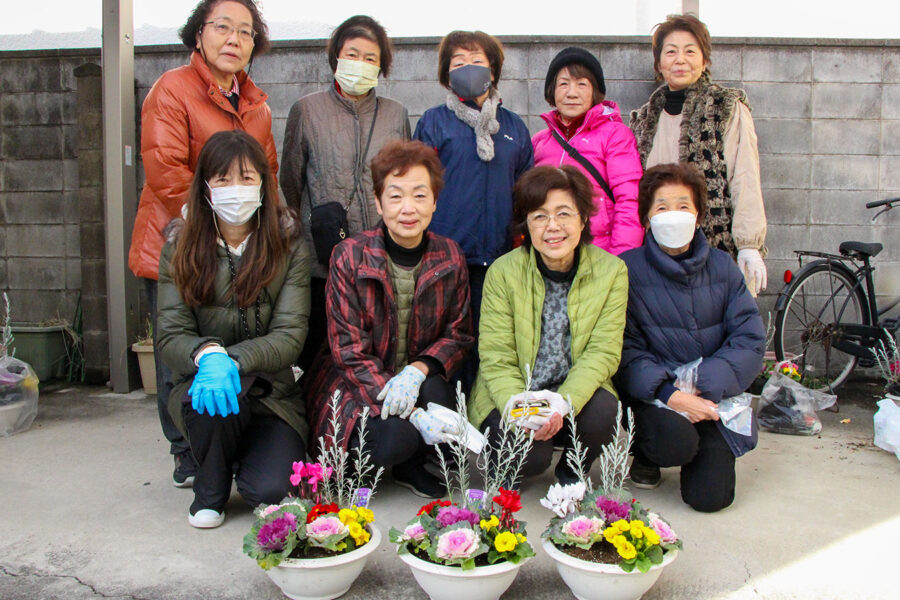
356, 507, 375, 523
349, 522, 370, 545
603, 526, 620, 543
516, 533, 527, 544
616, 539, 637, 560
631, 526, 643, 539
643, 527, 660, 546
629, 520, 645, 530
339, 508, 358, 525
494, 531, 518, 552
480, 515, 500, 531
612, 519, 630, 532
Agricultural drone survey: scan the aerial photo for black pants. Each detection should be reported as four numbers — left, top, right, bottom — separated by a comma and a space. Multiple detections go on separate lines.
482, 387, 619, 479
183, 399, 306, 514
145, 278, 189, 456
298, 277, 328, 374
452, 265, 487, 394
354, 375, 455, 469
631, 402, 736, 513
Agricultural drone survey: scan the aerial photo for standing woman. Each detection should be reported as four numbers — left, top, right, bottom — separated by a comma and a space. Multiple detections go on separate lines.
532, 47, 644, 255
157, 130, 311, 528
128, 0, 277, 488
413, 30, 534, 335
281, 15, 411, 372
630, 14, 768, 296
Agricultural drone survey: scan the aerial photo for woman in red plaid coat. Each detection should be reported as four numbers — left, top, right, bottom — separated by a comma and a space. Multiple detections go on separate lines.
305, 141, 474, 498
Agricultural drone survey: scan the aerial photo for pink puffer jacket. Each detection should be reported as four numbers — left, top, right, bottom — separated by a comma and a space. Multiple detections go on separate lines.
532, 101, 644, 255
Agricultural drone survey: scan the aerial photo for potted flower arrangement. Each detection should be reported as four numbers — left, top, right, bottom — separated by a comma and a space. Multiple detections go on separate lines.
390, 388, 535, 600
243, 392, 384, 600
540, 404, 681, 600
871, 333, 900, 398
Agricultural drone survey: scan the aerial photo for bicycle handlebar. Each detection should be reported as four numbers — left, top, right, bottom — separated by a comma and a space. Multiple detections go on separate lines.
866, 198, 898, 209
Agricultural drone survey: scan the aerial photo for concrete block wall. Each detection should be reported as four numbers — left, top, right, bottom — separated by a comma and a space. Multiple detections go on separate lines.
2, 36, 900, 382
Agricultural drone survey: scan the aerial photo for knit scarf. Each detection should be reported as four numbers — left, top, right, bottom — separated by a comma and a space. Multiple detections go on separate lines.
630, 72, 748, 257
445, 89, 500, 162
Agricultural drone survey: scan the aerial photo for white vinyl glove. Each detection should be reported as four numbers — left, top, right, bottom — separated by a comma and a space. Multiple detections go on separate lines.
376, 364, 426, 419
409, 407, 459, 445
737, 248, 767, 296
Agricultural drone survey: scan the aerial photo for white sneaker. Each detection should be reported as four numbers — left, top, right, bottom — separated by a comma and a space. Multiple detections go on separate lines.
188, 509, 224, 529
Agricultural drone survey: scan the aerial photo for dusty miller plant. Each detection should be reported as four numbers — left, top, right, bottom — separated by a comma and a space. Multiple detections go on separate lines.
317, 390, 383, 506
870, 331, 900, 388
0, 293, 13, 358
594, 403, 635, 500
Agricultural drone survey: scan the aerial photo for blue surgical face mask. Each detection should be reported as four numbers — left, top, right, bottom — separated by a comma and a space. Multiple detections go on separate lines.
448, 64, 492, 100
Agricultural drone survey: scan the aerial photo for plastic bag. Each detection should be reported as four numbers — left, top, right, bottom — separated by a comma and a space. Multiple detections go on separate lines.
873, 398, 900, 460
757, 373, 836, 435
0, 355, 40, 437
652, 358, 753, 435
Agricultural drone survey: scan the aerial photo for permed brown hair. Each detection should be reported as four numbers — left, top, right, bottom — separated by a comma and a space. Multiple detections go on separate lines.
180, 0, 270, 58
371, 140, 444, 199
512, 166, 596, 248
651, 14, 711, 81
636, 162, 708, 228
545, 63, 605, 107
438, 31, 504, 89
326, 15, 394, 77
171, 130, 297, 308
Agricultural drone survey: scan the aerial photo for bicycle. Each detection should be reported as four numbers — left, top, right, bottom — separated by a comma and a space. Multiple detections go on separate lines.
772, 197, 900, 392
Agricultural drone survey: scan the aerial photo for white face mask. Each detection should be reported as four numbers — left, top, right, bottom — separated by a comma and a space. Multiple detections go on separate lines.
206, 183, 262, 226
334, 58, 380, 96
649, 210, 697, 250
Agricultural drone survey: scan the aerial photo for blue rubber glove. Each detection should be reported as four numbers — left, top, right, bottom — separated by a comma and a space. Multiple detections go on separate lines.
376, 364, 426, 419
188, 352, 241, 417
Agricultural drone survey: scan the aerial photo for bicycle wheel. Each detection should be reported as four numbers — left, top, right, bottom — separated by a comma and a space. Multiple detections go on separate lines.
774, 262, 869, 391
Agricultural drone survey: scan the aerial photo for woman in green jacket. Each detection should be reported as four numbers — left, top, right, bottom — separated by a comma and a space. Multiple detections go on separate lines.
157, 130, 312, 529
469, 165, 628, 485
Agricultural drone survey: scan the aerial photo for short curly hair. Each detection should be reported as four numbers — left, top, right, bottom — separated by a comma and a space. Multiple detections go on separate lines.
636, 163, 708, 228
512, 166, 596, 248
179, 0, 270, 58
326, 15, 394, 78
437, 31, 504, 89
371, 140, 444, 199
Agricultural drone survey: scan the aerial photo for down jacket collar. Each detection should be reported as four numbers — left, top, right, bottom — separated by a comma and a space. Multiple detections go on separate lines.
540, 100, 624, 138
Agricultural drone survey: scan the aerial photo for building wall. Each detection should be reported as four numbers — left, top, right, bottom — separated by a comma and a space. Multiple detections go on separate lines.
1, 36, 899, 378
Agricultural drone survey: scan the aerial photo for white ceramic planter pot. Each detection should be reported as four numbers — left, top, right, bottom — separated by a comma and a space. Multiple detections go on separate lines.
542, 539, 678, 600
398, 551, 529, 600
131, 343, 157, 394
265, 525, 381, 600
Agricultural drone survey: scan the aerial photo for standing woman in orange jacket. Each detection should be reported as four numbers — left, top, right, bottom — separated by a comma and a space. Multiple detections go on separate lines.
128, 0, 278, 488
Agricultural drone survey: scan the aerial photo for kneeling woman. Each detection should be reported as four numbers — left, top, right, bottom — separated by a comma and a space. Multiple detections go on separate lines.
469, 165, 628, 485
617, 163, 765, 512
305, 140, 473, 499
157, 130, 312, 528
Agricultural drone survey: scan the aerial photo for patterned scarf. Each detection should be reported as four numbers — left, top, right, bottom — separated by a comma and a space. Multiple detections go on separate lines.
445, 89, 501, 162
631, 72, 748, 256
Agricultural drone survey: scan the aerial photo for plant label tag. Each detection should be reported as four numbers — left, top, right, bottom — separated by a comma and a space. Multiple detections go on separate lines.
465, 488, 484, 507
353, 487, 371, 507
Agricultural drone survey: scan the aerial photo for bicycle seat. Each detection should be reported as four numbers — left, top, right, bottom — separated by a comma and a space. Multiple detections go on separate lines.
839, 241, 882, 259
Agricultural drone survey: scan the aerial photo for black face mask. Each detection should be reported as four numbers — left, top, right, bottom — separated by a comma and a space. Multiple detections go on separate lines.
448, 65, 492, 100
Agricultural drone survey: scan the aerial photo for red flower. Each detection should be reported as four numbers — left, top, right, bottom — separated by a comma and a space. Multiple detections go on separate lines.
417, 499, 452, 516
306, 502, 339, 524
492, 488, 522, 513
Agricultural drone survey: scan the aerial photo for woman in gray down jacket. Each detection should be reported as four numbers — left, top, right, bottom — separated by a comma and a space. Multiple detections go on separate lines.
158, 131, 311, 529
281, 15, 410, 371
617, 163, 765, 513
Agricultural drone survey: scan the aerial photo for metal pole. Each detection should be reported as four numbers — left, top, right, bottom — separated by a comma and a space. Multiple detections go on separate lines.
101, 0, 140, 391
683, 0, 700, 17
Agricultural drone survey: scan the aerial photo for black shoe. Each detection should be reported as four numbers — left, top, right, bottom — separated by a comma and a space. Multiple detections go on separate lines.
554, 462, 581, 486
173, 450, 197, 488
628, 456, 661, 489
392, 463, 447, 499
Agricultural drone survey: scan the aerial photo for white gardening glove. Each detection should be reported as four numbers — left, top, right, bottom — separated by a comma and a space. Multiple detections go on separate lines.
737, 248, 767, 296
377, 365, 426, 419
505, 390, 569, 429
409, 407, 459, 445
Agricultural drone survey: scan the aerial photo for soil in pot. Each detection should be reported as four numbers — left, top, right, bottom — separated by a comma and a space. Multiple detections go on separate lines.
558, 543, 621, 565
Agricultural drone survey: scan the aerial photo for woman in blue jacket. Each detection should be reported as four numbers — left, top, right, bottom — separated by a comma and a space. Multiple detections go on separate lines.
618, 163, 765, 513
413, 30, 533, 333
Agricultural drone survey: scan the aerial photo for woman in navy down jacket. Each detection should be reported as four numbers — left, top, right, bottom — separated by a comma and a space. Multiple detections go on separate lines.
617, 163, 765, 513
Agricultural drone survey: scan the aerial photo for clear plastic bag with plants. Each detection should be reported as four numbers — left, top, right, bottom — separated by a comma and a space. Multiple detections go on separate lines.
0, 293, 40, 436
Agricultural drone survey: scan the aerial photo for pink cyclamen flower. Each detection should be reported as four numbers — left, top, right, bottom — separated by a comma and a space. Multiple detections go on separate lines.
306, 516, 349, 544
435, 528, 480, 560
647, 512, 678, 544
596, 495, 631, 522
304, 463, 333, 492
257, 512, 298, 551
290, 461, 308, 487
562, 515, 603, 544
889, 360, 899, 376
403, 523, 427, 542
436, 506, 480, 528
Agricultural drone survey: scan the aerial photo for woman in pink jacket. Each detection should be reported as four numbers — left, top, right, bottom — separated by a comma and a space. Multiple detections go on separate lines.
532, 47, 644, 254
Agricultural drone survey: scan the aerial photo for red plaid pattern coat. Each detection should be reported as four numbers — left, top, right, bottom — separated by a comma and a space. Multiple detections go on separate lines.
305, 228, 473, 450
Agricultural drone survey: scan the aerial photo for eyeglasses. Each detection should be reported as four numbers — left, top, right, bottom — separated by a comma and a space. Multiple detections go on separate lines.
527, 209, 580, 229
203, 18, 256, 43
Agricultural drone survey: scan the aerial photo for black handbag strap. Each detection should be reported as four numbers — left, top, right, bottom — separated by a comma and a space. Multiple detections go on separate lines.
550, 129, 615, 204
349, 99, 380, 227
